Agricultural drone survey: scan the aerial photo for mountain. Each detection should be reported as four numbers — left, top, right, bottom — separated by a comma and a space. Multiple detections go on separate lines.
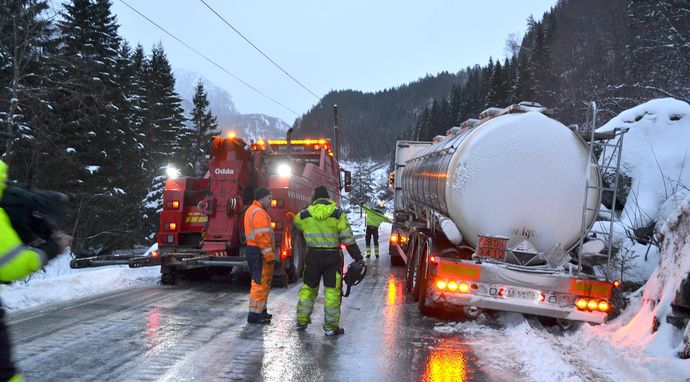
173, 69, 290, 141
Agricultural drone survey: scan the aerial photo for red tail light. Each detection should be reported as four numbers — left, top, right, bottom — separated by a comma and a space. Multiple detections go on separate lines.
390, 234, 399, 243
429, 256, 438, 264
167, 223, 177, 231
151, 250, 159, 257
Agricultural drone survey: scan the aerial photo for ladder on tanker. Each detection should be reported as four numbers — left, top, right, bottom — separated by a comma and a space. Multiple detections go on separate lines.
576, 102, 627, 280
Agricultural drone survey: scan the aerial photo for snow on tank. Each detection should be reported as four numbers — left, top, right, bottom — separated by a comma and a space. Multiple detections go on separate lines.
402, 110, 600, 253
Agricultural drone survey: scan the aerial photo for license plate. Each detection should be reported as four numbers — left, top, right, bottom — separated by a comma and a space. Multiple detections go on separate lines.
504, 288, 537, 300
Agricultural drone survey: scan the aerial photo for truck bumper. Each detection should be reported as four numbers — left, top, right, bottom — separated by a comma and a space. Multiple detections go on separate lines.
430, 291, 607, 323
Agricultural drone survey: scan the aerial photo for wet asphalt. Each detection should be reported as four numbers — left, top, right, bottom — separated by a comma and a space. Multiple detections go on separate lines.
8, 241, 488, 381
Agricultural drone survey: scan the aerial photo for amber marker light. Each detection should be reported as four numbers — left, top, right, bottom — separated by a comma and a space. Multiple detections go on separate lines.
458, 282, 470, 293
587, 299, 598, 310
576, 298, 588, 310
436, 280, 447, 290
447, 281, 458, 291
598, 301, 610, 311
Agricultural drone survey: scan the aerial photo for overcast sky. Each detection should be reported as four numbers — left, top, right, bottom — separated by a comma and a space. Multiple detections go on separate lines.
111, 0, 558, 124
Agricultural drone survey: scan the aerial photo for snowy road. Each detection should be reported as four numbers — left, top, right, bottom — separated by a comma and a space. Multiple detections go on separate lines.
10, 258, 489, 381
7, 236, 677, 381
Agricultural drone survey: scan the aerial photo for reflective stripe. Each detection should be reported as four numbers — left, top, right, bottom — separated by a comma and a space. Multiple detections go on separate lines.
304, 232, 339, 238
0, 245, 24, 267
325, 308, 339, 315
324, 316, 339, 322
254, 227, 271, 234
250, 300, 267, 307
249, 307, 264, 313
297, 308, 313, 314
305, 240, 340, 247
339, 229, 353, 237
261, 247, 273, 254
341, 237, 355, 245
298, 300, 314, 307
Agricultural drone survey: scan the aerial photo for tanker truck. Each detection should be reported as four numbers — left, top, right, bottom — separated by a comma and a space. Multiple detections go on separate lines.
389, 102, 626, 325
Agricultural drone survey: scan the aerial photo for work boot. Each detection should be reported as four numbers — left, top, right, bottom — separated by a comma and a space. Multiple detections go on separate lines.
296, 322, 308, 331
324, 327, 345, 336
260, 309, 273, 320
247, 312, 271, 324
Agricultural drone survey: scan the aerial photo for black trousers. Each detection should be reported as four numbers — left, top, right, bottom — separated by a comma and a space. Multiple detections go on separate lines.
302, 249, 343, 289
0, 304, 17, 382
365, 225, 379, 247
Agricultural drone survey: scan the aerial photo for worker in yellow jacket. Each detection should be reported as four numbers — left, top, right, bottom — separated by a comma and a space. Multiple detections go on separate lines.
0, 160, 70, 382
244, 187, 275, 324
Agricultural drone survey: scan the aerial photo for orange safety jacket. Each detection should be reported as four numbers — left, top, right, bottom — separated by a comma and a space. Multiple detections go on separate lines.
244, 201, 275, 262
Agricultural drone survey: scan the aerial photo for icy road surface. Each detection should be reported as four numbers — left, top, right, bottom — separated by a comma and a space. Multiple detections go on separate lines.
8, 233, 671, 381
8, 261, 486, 380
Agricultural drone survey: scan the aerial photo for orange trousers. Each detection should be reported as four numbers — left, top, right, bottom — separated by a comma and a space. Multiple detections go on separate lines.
249, 261, 274, 314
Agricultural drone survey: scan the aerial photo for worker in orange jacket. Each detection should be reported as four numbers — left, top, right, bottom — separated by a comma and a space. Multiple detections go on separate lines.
244, 187, 275, 324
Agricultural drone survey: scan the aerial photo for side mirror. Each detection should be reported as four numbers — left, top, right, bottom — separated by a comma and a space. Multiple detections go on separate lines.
344, 170, 352, 193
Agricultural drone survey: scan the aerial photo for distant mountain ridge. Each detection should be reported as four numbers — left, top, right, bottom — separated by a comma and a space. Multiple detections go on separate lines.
174, 69, 290, 141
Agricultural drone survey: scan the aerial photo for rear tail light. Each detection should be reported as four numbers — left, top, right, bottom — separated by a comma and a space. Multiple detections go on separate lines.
538, 293, 546, 302
165, 200, 180, 209
587, 299, 598, 310
151, 250, 159, 257
613, 280, 621, 288
429, 256, 438, 264
458, 282, 469, 293
280, 248, 288, 261
167, 223, 177, 231
271, 199, 284, 208
390, 234, 399, 243
575, 297, 609, 312
436, 280, 447, 290
447, 281, 458, 291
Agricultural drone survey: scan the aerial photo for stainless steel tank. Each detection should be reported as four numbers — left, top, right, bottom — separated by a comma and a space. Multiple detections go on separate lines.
402, 111, 600, 252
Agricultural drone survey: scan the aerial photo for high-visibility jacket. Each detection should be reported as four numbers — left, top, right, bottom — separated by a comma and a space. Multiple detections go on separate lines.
294, 198, 357, 250
0, 160, 48, 282
363, 205, 391, 228
244, 201, 275, 262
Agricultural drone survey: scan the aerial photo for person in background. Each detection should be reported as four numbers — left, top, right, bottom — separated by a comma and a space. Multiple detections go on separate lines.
294, 186, 364, 336
0, 160, 71, 382
244, 187, 275, 324
362, 201, 391, 259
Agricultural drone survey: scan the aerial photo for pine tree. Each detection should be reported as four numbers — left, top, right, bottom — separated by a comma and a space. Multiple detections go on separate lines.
140, 43, 187, 238
513, 51, 534, 103
188, 80, 218, 175
486, 60, 509, 107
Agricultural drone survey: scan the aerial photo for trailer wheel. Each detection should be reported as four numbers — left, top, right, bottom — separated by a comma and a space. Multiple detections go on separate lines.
416, 246, 434, 315
405, 236, 417, 292
411, 240, 423, 302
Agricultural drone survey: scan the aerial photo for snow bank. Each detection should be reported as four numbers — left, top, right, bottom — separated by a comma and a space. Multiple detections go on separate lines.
597, 98, 690, 229
1, 245, 160, 312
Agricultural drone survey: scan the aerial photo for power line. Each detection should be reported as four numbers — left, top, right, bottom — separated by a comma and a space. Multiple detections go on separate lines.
198, 0, 321, 100
118, 0, 299, 116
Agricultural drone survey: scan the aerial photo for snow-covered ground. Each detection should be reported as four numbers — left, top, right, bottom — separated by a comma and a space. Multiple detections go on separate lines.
1, 246, 160, 312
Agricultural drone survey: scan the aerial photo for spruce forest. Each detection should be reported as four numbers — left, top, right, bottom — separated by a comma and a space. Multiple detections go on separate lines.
295, 0, 689, 160
1, 0, 217, 254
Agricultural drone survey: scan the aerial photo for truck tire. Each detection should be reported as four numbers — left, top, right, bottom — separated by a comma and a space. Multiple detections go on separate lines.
292, 226, 306, 279
405, 236, 418, 292
390, 251, 405, 267
411, 242, 424, 302
160, 266, 177, 285
416, 246, 434, 315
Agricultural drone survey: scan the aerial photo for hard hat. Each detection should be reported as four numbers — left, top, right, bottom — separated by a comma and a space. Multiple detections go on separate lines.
342, 260, 367, 297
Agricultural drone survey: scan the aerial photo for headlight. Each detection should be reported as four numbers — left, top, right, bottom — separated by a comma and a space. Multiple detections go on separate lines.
166, 165, 180, 179
277, 163, 292, 177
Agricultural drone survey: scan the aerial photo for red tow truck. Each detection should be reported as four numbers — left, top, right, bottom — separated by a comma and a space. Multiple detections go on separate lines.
72, 134, 348, 286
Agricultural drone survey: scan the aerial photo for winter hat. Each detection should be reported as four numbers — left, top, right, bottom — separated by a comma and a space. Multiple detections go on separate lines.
312, 185, 330, 201
254, 186, 272, 201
